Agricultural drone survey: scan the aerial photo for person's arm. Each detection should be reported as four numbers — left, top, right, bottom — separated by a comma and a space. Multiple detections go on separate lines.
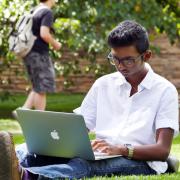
92, 84, 178, 161
40, 26, 61, 50
122, 128, 174, 161
92, 128, 174, 161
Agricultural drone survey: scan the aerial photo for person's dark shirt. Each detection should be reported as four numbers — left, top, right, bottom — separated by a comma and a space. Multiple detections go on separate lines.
31, 8, 53, 54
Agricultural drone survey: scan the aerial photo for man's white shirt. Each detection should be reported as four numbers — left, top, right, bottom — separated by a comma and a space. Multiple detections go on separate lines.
74, 63, 179, 174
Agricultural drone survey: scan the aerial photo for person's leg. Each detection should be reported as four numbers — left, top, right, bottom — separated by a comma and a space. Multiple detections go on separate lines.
16, 146, 91, 179
31, 156, 157, 179
36, 158, 92, 179
22, 51, 55, 111
22, 90, 46, 110
23, 52, 53, 111
16, 143, 91, 179
0, 134, 156, 180
89, 157, 157, 177
33, 92, 46, 110
0, 132, 69, 180
0, 131, 21, 180
16, 144, 91, 179
22, 90, 46, 111
22, 91, 35, 109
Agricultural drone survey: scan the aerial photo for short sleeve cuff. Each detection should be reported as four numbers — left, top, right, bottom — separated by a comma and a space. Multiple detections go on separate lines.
156, 119, 179, 137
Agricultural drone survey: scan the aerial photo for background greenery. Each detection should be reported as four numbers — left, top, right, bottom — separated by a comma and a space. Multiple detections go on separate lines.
0, 0, 180, 90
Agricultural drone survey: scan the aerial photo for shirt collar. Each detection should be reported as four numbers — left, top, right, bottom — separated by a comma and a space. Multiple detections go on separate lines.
139, 63, 154, 90
112, 63, 155, 90
112, 72, 127, 87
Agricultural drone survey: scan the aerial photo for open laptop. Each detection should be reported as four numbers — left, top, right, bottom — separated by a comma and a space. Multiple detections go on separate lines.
16, 109, 122, 160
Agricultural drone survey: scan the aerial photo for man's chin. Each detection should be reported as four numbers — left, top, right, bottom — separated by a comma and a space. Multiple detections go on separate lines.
119, 71, 130, 77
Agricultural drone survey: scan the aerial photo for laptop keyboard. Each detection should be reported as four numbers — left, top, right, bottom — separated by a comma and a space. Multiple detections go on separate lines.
94, 151, 108, 156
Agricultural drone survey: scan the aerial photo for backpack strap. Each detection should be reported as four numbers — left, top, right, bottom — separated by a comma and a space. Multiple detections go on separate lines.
32, 5, 50, 16
30, 8, 35, 14
8, 6, 49, 37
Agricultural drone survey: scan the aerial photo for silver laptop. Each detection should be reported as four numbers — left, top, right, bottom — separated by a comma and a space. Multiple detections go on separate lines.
16, 109, 121, 160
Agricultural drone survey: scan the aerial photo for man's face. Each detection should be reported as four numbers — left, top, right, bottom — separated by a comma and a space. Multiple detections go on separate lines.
111, 46, 146, 78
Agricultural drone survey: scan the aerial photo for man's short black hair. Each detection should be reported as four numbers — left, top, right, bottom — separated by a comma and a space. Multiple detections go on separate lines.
108, 20, 149, 54
40, 0, 48, 2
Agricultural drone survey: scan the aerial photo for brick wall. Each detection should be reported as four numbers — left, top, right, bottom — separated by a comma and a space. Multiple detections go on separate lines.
0, 35, 180, 94
149, 35, 180, 94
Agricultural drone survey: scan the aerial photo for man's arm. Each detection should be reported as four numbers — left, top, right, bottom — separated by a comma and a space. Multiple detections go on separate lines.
40, 26, 61, 50
130, 128, 174, 161
92, 128, 174, 161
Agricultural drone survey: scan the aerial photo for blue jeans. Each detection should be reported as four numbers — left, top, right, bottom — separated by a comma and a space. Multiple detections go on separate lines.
16, 144, 156, 179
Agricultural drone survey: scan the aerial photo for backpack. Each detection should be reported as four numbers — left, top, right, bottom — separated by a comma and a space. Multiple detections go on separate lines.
8, 6, 48, 58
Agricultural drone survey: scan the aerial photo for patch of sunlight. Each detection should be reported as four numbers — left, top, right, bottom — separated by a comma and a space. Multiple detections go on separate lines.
0, 119, 22, 134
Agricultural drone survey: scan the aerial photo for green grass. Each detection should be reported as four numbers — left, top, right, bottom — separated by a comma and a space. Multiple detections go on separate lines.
0, 93, 85, 118
0, 119, 179, 179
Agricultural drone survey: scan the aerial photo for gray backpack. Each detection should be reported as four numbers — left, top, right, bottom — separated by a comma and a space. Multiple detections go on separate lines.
8, 6, 48, 58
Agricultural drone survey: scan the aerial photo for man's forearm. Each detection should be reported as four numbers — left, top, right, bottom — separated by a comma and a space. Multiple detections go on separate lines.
120, 128, 173, 161
40, 26, 61, 50
120, 144, 170, 161
41, 33, 58, 48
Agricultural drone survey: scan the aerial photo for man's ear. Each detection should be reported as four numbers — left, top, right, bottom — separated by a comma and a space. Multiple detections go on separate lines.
143, 50, 152, 61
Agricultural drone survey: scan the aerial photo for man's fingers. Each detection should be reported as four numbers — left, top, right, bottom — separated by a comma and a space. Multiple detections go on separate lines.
101, 146, 109, 153
92, 141, 108, 151
91, 139, 105, 146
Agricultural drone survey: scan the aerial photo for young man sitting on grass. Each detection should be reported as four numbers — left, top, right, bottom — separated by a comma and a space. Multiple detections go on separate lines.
0, 20, 179, 180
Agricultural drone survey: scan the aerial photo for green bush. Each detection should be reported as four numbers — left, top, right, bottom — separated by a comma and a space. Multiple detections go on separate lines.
0, 0, 180, 89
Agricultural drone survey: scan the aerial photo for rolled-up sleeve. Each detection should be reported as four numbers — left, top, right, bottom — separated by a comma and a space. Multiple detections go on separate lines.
155, 86, 179, 137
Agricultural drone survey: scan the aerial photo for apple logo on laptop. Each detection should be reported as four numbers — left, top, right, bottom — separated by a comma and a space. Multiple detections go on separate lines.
50, 130, 60, 140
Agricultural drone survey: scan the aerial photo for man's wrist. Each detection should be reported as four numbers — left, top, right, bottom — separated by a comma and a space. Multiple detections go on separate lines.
124, 144, 134, 159
118, 145, 128, 156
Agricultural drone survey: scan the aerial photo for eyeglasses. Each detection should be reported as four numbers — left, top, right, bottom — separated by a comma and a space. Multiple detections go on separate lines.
107, 52, 144, 67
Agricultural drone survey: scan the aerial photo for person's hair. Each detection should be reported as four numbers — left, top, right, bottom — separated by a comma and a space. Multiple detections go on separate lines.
108, 20, 149, 54
39, 0, 48, 2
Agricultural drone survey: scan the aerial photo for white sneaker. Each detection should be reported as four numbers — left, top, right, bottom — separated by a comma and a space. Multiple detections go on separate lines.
167, 155, 179, 173
12, 107, 30, 119
12, 110, 18, 119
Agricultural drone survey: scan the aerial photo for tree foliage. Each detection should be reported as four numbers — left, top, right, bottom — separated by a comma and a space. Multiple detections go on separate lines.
0, 0, 180, 90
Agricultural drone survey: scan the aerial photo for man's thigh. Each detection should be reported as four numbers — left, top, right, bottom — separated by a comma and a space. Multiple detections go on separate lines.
16, 143, 69, 168
89, 157, 156, 176
26, 154, 70, 167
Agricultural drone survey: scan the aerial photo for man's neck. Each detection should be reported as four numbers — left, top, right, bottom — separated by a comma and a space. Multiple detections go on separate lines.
126, 67, 148, 88
40, 2, 52, 9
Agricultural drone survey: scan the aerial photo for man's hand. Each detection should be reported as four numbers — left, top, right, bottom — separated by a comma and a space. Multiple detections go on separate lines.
53, 41, 62, 51
91, 139, 124, 155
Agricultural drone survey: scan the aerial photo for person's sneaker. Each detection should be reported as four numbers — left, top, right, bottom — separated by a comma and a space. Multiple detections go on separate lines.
12, 110, 18, 119
167, 155, 179, 173
0, 131, 21, 180
12, 107, 31, 120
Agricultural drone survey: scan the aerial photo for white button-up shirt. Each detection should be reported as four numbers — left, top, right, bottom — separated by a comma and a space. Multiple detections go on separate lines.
74, 63, 179, 174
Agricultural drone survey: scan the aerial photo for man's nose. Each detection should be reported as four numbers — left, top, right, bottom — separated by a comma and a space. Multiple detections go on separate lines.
117, 62, 126, 70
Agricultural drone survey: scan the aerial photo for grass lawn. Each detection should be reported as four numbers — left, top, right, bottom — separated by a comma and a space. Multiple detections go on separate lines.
0, 93, 85, 118
0, 119, 179, 180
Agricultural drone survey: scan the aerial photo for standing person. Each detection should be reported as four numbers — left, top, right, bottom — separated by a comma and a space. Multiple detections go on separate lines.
2, 20, 179, 180
17, 0, 61, 112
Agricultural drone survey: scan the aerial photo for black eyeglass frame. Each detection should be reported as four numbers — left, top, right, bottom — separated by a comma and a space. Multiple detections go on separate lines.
107, 52, 144, 67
